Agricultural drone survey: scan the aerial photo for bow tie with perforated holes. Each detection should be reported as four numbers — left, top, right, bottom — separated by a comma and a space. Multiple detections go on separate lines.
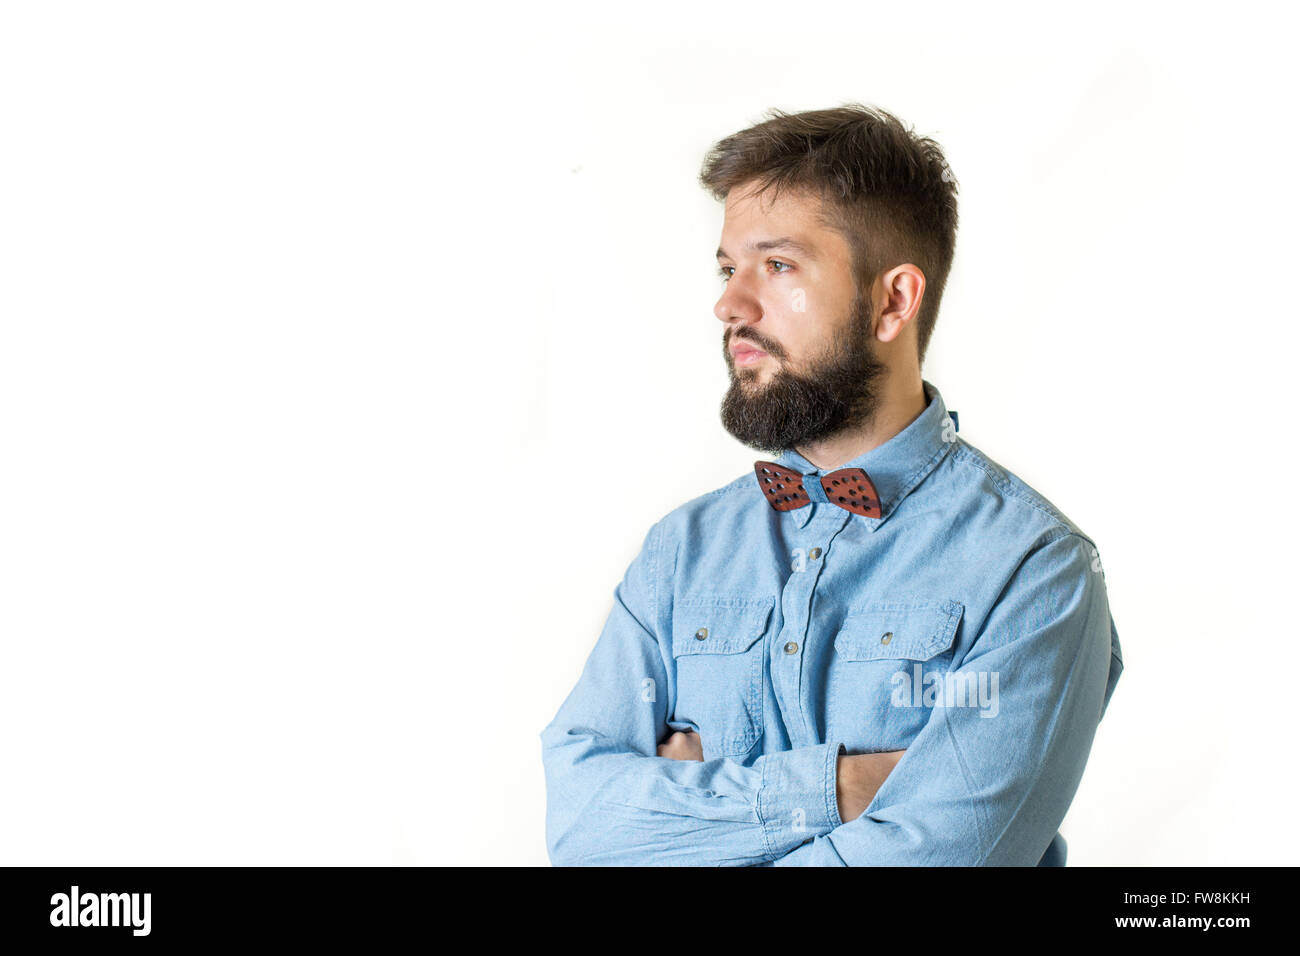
753, 460, 882, 518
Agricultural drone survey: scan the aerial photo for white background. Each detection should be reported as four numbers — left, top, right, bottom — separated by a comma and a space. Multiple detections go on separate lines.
2, 0, 1296, 865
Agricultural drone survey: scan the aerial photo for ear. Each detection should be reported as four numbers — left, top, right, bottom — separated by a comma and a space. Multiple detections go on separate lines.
874, 264, 926, 344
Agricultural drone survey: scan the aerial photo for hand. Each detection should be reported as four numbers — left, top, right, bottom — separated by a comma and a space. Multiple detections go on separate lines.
657, 730, 704, 761
836, 750, 906, 823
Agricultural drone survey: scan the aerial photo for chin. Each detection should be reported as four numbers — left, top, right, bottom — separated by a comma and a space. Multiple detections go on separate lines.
732, 360, 772, 379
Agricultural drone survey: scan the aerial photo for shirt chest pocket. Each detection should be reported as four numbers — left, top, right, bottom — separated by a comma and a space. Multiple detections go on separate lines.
827, 600, 964, 752
670, 596, 773, 760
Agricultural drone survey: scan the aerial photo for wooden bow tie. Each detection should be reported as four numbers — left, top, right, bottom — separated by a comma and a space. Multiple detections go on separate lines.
754, 460, 882, 518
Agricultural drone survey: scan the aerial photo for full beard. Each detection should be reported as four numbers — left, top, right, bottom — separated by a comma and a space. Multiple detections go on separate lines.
719, 296, 889, 455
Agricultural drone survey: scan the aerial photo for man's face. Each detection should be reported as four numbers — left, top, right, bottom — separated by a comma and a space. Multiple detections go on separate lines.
715, 182, 888, 455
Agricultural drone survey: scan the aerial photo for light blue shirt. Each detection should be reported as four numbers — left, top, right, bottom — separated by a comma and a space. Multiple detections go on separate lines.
540, 380, 1123, 866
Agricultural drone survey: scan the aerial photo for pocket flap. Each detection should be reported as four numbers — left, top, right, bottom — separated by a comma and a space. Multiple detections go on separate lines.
833, 600, 964, 662
672, 596, 774, 656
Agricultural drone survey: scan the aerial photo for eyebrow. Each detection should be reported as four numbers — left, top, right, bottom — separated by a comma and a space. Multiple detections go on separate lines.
716, 236, 818, 261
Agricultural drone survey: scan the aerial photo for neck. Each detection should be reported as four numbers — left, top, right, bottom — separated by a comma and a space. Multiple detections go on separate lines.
792, 372, 928, 471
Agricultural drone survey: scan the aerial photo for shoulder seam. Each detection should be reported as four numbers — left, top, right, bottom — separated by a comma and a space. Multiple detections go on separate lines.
950, 442, 1094, 545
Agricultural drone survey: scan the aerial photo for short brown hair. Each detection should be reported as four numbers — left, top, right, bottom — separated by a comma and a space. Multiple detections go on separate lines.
699, 103, 959, 367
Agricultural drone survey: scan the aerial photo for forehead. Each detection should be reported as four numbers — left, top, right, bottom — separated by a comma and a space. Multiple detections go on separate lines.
718, 183, 845, 260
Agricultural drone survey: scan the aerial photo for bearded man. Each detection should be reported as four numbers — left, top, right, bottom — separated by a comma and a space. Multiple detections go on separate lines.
540, 103, 1123, 867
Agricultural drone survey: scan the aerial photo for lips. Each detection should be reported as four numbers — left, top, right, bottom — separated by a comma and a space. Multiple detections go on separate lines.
731, 341, 769, 367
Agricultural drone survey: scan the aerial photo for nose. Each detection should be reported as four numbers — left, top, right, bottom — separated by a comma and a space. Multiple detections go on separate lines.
714, 273, 761, 328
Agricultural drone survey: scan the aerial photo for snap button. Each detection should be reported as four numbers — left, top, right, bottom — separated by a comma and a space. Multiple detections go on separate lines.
880, 631, 893, 644
809, 547, 822, 559
695, 627, 708, 640
783, 641, 798, 655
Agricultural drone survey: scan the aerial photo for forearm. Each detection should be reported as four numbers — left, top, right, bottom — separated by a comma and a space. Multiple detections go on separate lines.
541, 732, 844, 866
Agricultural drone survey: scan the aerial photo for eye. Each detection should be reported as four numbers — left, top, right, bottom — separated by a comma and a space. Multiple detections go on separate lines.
716, 260, 793, 282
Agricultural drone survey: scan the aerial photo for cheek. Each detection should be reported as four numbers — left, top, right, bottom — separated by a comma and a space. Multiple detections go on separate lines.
773, 284, 830, 325
776, 322, 828, 364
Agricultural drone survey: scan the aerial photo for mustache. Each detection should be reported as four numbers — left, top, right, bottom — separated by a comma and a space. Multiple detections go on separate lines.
727, 331, 782, 357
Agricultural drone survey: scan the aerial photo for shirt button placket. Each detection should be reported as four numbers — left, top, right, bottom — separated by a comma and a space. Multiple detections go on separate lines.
773, 483, 851, 747
778, 543, 842, 733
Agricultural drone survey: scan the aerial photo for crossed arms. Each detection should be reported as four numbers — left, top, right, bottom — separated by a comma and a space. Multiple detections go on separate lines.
658, 728, 905, 826
539, 520, 1120, 866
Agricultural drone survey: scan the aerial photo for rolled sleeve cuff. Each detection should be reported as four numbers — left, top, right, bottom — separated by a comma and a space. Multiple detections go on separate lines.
756, 741, 844, 857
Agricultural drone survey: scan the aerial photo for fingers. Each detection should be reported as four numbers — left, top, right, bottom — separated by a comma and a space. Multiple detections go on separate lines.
657, 730, 704, 761
657, 731, 688, 759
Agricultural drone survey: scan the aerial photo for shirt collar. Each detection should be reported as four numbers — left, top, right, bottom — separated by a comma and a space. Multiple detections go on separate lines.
773, 379, 956, 530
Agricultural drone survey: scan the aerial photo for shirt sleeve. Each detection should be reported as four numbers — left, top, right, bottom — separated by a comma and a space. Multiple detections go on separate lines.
771, 529, 1122, 866
540, 518, 846, 866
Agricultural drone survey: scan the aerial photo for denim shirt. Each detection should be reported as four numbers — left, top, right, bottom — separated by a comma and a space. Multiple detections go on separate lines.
540, 380, 1123, 866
